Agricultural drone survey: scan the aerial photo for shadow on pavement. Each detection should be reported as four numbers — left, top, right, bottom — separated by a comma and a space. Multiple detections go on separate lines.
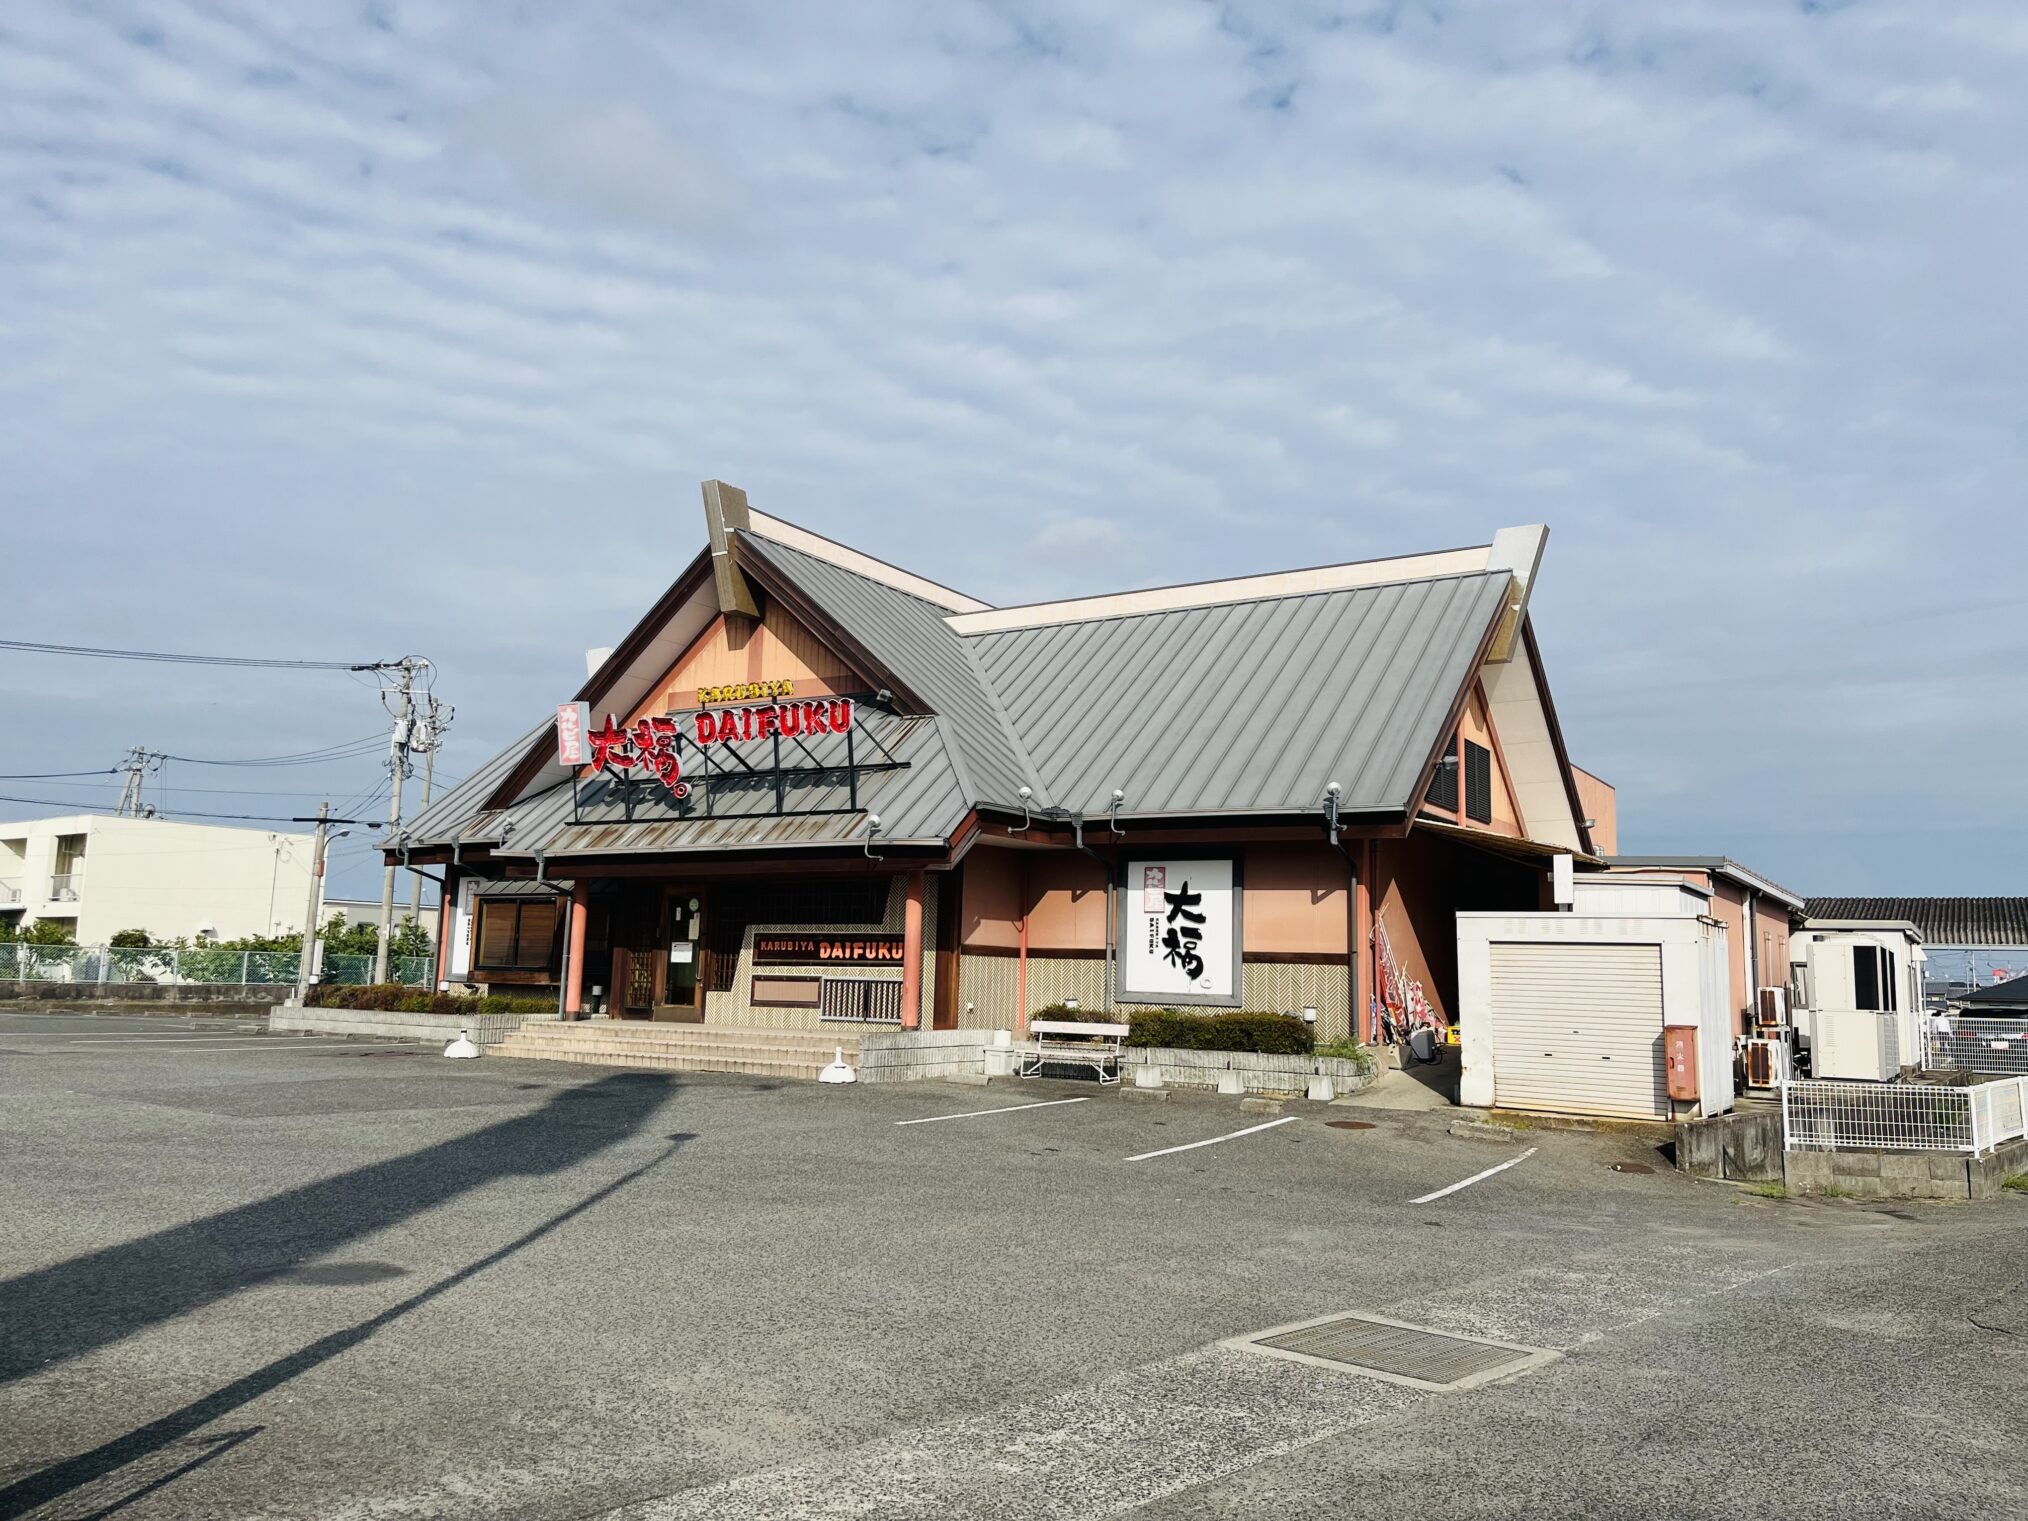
0, 1071, 678, 1386
0, 1129, 691, 1520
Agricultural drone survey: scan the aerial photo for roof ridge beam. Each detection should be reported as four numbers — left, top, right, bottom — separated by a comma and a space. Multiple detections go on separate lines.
943, 547, 1496, 635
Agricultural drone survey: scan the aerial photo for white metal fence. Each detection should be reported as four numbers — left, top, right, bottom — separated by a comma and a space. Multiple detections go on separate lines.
0, 944, 432, 988
1925, 1017, 2028, 1077
1782, 1077, 2028, 1156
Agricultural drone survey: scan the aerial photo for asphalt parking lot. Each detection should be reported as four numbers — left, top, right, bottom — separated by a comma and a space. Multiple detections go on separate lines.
2, 1010, 2024, 1521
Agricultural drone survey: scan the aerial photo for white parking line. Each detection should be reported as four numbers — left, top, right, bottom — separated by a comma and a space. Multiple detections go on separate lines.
895, 1097, 1091, 1126
1126, 1115, 1298, 1162
1410, 1147, 1538, 1204
65, 1035, 294, 1044
38, 1041, 415, 1056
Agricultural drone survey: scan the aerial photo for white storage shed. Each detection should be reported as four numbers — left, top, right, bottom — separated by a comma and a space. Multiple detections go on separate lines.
1457, 877, 1734, 1121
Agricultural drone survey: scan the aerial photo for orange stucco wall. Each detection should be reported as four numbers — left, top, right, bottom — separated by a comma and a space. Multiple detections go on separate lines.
1241, 843, 1350, 955
1455, 686, 1524, 837
618, 600, 859, 730
959, 844, 1025, 950
1020, 853, 1110, 952
1571, 766, 1617, 854
958, 842, 1351, 958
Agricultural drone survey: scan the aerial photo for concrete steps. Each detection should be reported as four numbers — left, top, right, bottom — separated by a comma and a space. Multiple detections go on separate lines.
490, 1020, 860, 1082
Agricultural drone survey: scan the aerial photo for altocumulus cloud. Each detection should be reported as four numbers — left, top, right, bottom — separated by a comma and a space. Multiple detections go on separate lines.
0, 0, 2022, 897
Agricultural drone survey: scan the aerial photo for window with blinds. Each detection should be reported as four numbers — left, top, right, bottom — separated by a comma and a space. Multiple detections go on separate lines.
475, 898, 560, 971
1464, 741, 1493, 823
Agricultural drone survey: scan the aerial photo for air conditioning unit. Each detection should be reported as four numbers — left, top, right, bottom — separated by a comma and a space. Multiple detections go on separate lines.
1741, 1036, 1789, 1090
1756, 986, 1788, 1027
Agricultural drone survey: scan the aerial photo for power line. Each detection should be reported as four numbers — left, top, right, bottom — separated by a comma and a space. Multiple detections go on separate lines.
0, 792, 375, 825
0, 768, 121, 781
154, 734, 390, 767
0, 638, 405, 671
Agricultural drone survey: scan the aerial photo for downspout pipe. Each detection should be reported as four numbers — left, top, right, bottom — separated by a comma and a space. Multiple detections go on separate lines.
1324, 784, 1362, 1043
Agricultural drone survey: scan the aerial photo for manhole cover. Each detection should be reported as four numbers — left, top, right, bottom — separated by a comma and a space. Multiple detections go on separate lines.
1225, 1313, 1558, 1390
1326, 1120, 1376, 1130
1611, 1162, 1653, 1174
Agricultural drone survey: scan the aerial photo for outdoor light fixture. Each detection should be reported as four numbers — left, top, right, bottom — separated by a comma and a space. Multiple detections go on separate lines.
863, 813, 884, 861
1323, 781, 1344, 844
1109, 787, 1126, 835
1013, 785, 1033, 834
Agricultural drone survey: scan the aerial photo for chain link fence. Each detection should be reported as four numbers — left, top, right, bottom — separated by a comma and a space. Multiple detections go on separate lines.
0, 944, 431, 988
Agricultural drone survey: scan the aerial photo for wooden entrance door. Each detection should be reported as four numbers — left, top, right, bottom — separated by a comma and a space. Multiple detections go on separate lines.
655, 889, 706, 1022
611, 946, 659, 1019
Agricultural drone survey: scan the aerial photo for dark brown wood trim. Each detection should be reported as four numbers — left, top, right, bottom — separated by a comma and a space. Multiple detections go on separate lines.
933, 866, 962, 1030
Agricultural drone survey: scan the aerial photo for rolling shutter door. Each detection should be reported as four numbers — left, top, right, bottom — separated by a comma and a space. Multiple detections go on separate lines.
1488, 942, 1667, 1119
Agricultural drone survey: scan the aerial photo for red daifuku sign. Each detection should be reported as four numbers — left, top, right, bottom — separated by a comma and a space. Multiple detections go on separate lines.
586, 714, 689, 798
693, 699, 855, 745
574, 698, 856, 801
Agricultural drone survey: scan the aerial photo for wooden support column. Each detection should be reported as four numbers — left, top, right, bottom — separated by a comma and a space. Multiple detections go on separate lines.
564, 882, 590, 1018
434, 871, 456, 990
900, 870, 925, 1030
1355, 840, 1375, 1043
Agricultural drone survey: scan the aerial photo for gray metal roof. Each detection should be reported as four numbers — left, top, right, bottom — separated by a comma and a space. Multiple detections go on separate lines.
402, 716, 554, 848
970, 572, 1510, 817
1806, 897, 2028, 947
738, 531, 1043, 808
401, 537, 1516, 859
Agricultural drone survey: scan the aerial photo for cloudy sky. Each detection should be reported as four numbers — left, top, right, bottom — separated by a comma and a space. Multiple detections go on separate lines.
1, 0, 2022, 903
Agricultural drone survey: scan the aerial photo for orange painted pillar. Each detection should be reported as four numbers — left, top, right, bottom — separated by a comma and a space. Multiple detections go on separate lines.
564, 882, 590, 1018
1355, 841, 1375, 1044
434, 876, 455, 990
900, 870, 925, 1029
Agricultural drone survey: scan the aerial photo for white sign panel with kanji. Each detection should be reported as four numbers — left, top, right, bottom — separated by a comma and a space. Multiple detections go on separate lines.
1119, 857, 1238, 1005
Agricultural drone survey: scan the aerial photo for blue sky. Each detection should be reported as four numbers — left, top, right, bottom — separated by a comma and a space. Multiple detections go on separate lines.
1, 0, 2022, 902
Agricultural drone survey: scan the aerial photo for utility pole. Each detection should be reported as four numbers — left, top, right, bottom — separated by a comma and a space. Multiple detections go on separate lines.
373, 657, 425, 984
114, 747, 152, 817
295, 802, 330, 1006
407, 696, 451, 925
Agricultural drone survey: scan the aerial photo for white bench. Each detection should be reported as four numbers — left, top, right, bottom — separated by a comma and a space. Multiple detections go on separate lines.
1014, 1019, 1129, 1084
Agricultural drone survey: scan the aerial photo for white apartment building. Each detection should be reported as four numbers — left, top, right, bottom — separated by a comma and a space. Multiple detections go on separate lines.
0, 814, 318, 945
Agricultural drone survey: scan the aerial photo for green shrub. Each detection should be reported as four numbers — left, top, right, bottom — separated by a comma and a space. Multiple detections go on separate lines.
110, 928, 152, 949
304, 983, 556, 1015
1312, 1038, 1376, 1071
1124, 1009, 1314, 1055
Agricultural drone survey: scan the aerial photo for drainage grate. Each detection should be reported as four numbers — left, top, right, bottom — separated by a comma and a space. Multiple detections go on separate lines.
1225, 1313, 1558, 1390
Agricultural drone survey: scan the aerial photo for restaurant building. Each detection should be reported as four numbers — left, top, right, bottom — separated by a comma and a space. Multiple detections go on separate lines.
396, 483, 1603, 1047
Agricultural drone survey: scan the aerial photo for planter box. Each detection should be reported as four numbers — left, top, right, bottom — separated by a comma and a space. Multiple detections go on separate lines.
1120, 1047, 1376, 1098
268, 1007, 557, 1046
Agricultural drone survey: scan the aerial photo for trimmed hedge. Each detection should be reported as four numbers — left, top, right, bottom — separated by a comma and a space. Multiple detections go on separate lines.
1124, 1009, 1315, 1056
305, 983, 554, 1015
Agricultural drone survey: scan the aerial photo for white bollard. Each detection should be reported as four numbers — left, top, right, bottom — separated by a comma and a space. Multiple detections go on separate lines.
1133, 1065, 1165, 1090
444, 1027, 479, 1059
1305, 1074, 1337, 1103
1216, 1071, 1246, 1096
819, 1045, 857, 1084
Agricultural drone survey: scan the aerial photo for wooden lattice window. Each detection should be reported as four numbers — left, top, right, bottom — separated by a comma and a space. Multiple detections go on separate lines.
475, 898, 560, 972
